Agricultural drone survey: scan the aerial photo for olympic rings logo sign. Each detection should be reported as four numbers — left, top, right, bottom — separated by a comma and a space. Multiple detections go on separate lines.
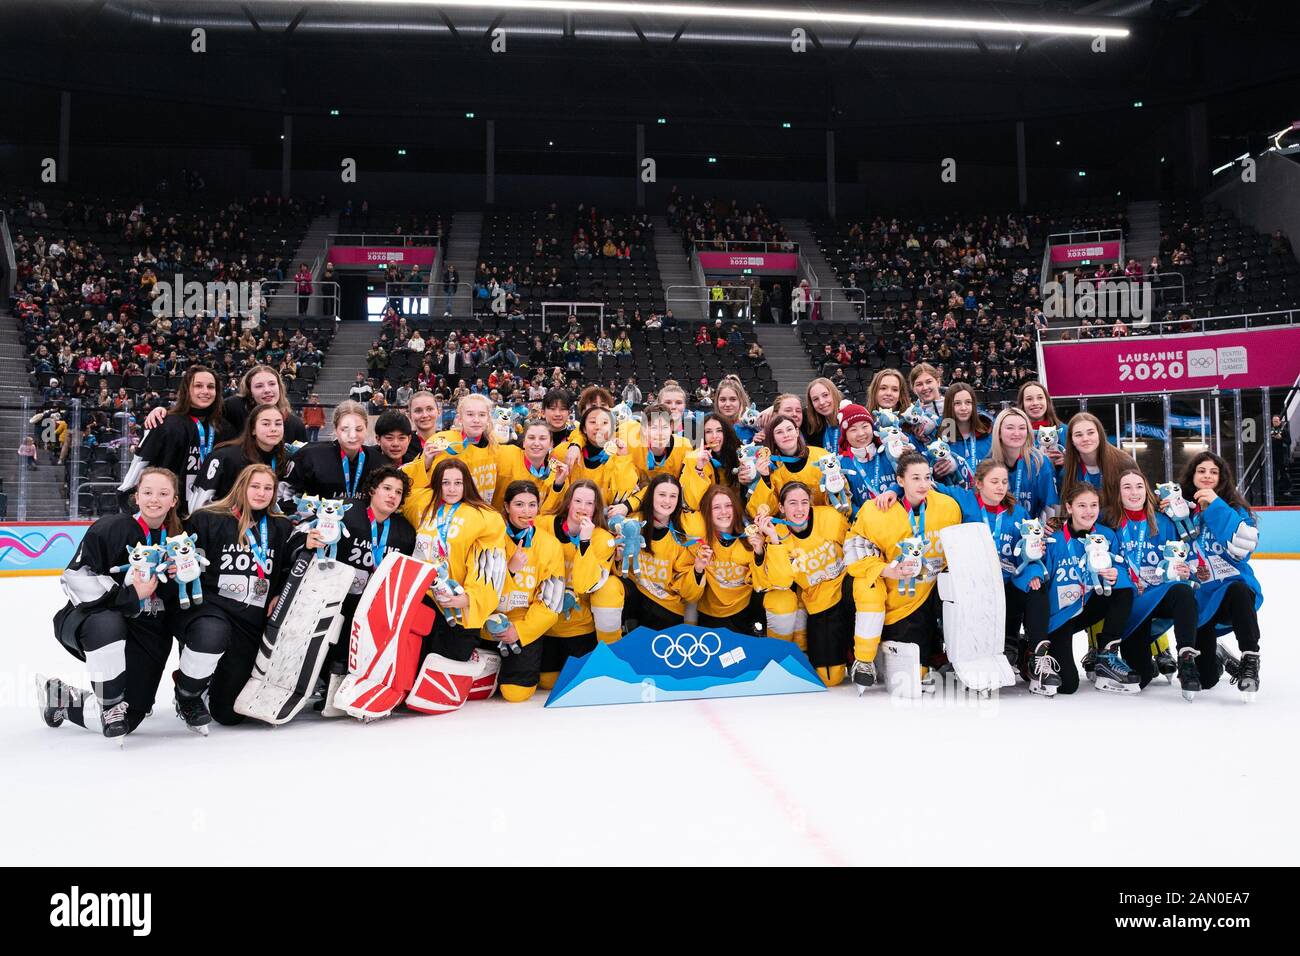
651, 631, 723, 668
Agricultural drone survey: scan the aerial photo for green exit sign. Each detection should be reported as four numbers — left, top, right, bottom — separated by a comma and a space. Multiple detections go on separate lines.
742, 268, 753, 274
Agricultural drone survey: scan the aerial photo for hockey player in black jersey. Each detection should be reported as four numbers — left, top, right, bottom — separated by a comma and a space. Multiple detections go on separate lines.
189, 402, 294, 513
120, 366, 234, 516
174, 463, 299, 731
283, 401, 380, 505
142, 364, 309, 444
41, 468, 183, 741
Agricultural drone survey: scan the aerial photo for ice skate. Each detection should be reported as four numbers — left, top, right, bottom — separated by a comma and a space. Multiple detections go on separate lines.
1237, 651, 1260, 702
1093, 641, 1141, 694
1216, 641, 1241, 681
1154, 647, 1178, 684
174, 674, 212, 736
1176, 647, 1201, 702
1081, 647, 1098, 681
36, 675, 71, 729
1028, 641, 1061, 698
850, 660, 876, 695
101, 700, 130, 742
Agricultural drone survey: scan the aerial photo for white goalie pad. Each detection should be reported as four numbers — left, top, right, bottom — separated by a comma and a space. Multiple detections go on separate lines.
234, 554, 356, 725
877, 640, 922, 699
937, 523, 1016, 692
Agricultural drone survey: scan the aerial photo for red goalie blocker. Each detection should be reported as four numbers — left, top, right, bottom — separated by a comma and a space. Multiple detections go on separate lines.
333, 553, 438, 719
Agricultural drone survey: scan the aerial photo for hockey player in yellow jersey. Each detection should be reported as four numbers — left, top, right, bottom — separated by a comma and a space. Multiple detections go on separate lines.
619, 474, 705, 632
844, 449, 962, 692
541, 479, 626, 688
746, 414, 833, 517
422, 393, 509, 505
483, 481, 569, 702
627, 403, 693, 501
563, 405, 640, 518
494, 420, 569, 514
764, 481, 853, 686
679, 413, 744, 512
693, 484, 793, 635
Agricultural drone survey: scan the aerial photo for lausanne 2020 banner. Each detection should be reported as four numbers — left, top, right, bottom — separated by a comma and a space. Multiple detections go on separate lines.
0, 522, 90, 576
1040, 324, 1300, 397
328, 246, 437, 267
545, 625, 827, 707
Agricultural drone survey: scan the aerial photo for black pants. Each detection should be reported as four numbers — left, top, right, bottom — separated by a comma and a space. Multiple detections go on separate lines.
880, 588, 940, 668
424, 607, 481, 663
181, 606, 263, 726
1197, 580, 1261, 689
541, 632, 597, 675
698, 591, 766, 637
626, 585, 683, 633
804, 577, 855, 670
477, 635, 545, 689
65, 610, 172, 733
1047, 589, 1136, 694
1130, 584, 1200, 689
1005, 580, 1049, 646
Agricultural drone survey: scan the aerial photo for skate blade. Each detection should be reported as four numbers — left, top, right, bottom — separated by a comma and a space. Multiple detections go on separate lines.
1240, 690, 1257, 703
1180, 689, 1198, 703
186, 723, 210, 737
1094, 677, 1141, 694
1029, 684, 1058, 698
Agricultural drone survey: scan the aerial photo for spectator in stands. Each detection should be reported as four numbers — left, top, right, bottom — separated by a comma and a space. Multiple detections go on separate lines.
442, 263, 459, 316
17, 436, 39, 471
622, 376, 642, 407
295, 263, 313, 314
614, 331, 632, 355
303, 393, 325, 442
349, 373, 374, 404
407, 329, 425, 353
695, 377, 714, 409
1272, 414, 1292, 492
1270, 230, 1293, 257
597, 332, 614, 357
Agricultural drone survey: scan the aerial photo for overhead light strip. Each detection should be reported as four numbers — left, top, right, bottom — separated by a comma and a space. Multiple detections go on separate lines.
307, 1, 1130, 38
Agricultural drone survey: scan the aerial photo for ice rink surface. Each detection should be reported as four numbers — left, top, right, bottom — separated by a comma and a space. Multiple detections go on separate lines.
3, 564, 1296, 867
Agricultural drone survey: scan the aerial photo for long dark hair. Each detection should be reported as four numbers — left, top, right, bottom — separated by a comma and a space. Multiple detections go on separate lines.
701, 412, 741, 479
635, 473, 686, 546
1179, 451, 1253, 518
168, 365, 223, 425
943, 382, 990, 438
1101, 465, 1159, 535
216, 402, 289, 480
420, 458, 493, 526
762, 414, 807, 458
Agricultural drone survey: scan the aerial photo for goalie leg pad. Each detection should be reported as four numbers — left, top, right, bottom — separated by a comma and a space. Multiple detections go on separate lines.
590, 576, 625, 644
877, 640, 923, 699
936, 524, 1015, 692
405, 653, 479, 714
333, 554, 438, 720
235, 556, 355, 725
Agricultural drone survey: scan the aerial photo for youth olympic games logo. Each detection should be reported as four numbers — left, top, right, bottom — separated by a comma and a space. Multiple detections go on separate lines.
651, 631, 723, 668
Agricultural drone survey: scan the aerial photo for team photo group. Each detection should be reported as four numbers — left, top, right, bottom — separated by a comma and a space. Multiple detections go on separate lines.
40, 356, 1266, 741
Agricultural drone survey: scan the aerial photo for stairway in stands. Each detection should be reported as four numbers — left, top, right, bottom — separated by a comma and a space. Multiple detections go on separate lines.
290, 214, 339, 315
0, 309, 69, 520
313, 322, 383, 415
651, 216, 704, 322
753, 324, 811, 397
781, 219, 856, 320
442, 211, 482, 316
1125, 200, 1161, 266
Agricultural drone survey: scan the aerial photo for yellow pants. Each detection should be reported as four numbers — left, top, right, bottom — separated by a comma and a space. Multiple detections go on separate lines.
763, 589, 808, 652
851, 576, 887, 664
589, 574, 625, 645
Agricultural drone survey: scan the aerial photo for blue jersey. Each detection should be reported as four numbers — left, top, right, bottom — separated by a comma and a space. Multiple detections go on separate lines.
1044, 522, 1133, 633
1114, 512, 1196, 638
1187, 497, 1263, 632
839, 451, 899, 515
1057, 462, 1103, 491
947, 486, 1035, 587
1007, 454, 1060, 519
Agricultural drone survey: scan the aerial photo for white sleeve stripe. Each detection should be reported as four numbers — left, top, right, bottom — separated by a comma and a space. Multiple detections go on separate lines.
60, 567, 116, 605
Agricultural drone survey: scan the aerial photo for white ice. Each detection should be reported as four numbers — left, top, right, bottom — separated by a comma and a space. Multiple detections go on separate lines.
3, 564, 1297, 866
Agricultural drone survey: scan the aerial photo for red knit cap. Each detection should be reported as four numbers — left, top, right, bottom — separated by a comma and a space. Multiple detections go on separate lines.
837, 403, 873, 455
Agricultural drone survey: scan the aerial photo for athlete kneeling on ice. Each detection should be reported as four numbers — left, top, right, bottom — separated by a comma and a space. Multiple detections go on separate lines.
1177, 453, 1264, 700
174, 464, 297, 731
42, 468, 184, 740
946, 460, 1053, 692
620, 474, 705, 633
399, 458, 507, 714
1106, 468, 1204, 699
483, 481, 568, 701
1042, 483, 1137, 695
540, 480, 625, 689
693, 485, 792, 635
844, 450, 962, 693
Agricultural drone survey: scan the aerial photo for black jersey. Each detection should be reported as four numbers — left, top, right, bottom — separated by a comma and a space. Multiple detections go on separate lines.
330, 504, 418, 615
123, 413, 235, 515
190, 443, 295, 513
183, 507, 295, 626
284, 441, 382, 504
53, 513, 176, 658
223, 395, 308, 443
